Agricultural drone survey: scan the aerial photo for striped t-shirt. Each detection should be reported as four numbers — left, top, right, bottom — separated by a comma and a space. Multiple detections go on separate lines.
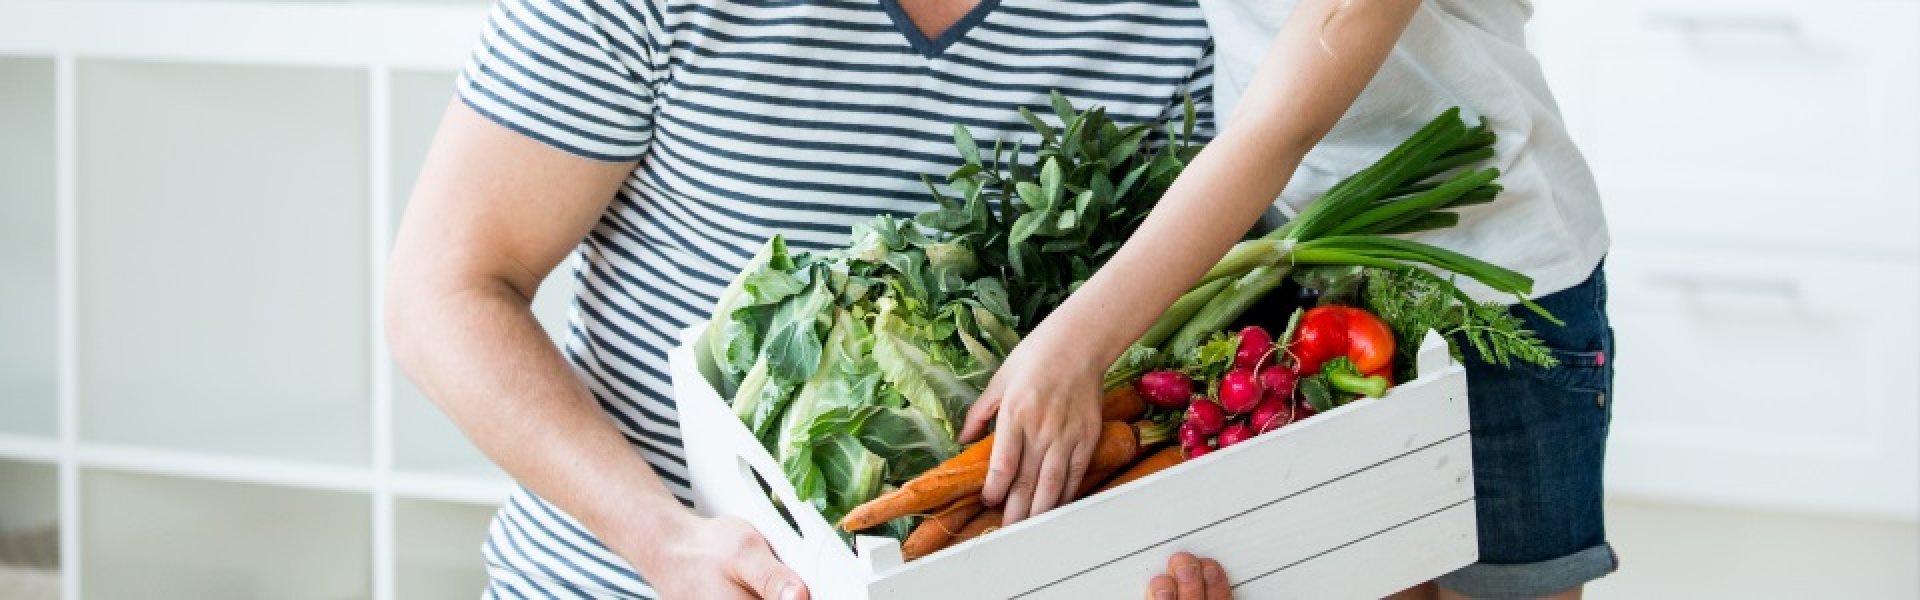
456, 0, 1214, 596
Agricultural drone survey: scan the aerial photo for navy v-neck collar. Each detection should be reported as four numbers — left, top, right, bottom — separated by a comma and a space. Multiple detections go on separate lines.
880, 0, 1003, 58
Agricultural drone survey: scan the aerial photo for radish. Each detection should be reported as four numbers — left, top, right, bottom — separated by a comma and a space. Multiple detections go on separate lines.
1185, 397, 1226, 435
1249, 395, 1292, 434
1260, 366, 1298, 401
1293, 398, 1317, 419
1178, 421, 1212, 458
1217, 369, 1262, 414
1136, 370, 1195, 409
1217, 422, 1254, 448
1234, 326, 1273, 371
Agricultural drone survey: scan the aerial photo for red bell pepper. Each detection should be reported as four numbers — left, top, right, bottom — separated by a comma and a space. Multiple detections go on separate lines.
1289, 306, 1396, 376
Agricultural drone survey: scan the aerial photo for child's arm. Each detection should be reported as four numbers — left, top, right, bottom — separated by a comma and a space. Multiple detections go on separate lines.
964, 0, 1424, 523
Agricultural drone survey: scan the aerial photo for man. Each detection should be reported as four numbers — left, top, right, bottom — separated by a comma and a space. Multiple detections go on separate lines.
385, 0, 1217, 596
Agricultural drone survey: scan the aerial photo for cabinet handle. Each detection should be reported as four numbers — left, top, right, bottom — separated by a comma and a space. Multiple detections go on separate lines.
1645, 271, 1806, 315
1644, 12, 1802, 38
1644, 12, 1806, 51
1646, 272, 1800, 297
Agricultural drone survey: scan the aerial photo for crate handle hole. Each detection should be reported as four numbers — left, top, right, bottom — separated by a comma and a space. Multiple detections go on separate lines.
738, 456, 806, 541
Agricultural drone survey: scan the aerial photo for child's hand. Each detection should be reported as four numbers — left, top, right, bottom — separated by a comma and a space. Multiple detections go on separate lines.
959, 323, 1106, 523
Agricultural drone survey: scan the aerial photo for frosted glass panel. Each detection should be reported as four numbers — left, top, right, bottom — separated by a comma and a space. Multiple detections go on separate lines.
0, 57, 58, 438
0, 459, 59, 598
76, 60, 371, 465
392, 377, 503, 479
388, 68, 570, 478
396, 499, 494, 598
389, 70, 457, 223
82, 470, 370, 600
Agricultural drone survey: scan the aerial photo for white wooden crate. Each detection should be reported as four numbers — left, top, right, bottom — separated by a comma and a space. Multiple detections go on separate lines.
671, 323, 1477, 600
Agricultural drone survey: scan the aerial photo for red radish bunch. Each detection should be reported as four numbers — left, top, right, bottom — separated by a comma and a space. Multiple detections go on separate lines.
1233, 326, 1273, 371
1217, 369, 1263, 414
1260, 368, 1297, 400
1216, 423, 1254, 448
1140, 325, 1334, 459
1249, 395, 1290, 434
1135, 370, 1194, 409
1184, 397, 1226, 435
1178, 420, 1212, 459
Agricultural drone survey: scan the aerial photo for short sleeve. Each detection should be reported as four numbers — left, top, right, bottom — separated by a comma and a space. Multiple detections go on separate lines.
457, 0, 664, 162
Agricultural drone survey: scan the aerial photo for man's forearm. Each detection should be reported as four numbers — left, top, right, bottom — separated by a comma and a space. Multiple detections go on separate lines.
386, 276, 690, 569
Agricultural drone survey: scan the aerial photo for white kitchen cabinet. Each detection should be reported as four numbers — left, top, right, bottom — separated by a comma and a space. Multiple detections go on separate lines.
1532, 0, 1920, 252
1533, 0, 1920, 521
0, 56, 59, 439
1603, 246, 1920, 518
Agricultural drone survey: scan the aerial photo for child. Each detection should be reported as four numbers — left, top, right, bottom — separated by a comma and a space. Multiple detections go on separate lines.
970, 1, 1613, 597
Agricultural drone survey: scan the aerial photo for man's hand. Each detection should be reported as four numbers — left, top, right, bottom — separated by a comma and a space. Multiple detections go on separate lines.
1146, 552, 1232, 600
622, 514, 809, 600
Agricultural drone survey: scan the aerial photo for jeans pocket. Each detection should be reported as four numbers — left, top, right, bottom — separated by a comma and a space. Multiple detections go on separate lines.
1535, 348, 1610, 395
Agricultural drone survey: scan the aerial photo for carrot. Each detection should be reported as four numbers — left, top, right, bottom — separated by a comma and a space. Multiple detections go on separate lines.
1092, 446, 1185, 494
1100, 386, 1147, 422
911, 441, 1138, 562
1088, 420, 1144, 474
841, 421, 1169, 531
900, 495, 985, 561
946, 508, 1004, 547
1073, 463, 1121, 500
839, 433, 995, 532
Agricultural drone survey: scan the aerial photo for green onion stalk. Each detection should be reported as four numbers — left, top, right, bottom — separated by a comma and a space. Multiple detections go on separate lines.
1129, 108, 1546, 363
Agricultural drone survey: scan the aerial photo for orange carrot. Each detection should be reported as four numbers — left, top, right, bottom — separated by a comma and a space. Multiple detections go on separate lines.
1088, 420, 1144, 475
841, 422, 1169, 532
839, 433, 994, 532
900, 496, 985, 561
1073, 463, 1121, 500
1093, 446, 1185, 494
947, 508, 1004, 547
1100, 386, 1147, 422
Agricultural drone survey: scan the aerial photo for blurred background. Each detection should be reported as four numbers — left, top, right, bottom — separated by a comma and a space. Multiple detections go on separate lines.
0, 0, 1915, 598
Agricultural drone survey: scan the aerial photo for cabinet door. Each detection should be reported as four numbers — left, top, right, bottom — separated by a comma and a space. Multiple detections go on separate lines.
1531, 0, 1920, 251
1602, 246, 1919, 519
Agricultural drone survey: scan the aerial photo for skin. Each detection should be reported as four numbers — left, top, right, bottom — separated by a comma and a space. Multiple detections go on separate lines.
1147, 552, 1234, 600
896, 0, 979, 37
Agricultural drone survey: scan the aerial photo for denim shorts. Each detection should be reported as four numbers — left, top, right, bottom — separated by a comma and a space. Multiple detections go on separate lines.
1433, 262, 1620, 598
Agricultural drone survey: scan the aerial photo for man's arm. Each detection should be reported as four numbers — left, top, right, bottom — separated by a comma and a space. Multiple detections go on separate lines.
386, 101, 806, 600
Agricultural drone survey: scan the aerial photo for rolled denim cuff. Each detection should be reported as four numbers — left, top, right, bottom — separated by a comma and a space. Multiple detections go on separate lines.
1435, 542, 1619, 599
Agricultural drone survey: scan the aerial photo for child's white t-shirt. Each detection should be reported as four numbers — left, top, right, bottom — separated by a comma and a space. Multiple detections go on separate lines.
1200, 0, 1609, 301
